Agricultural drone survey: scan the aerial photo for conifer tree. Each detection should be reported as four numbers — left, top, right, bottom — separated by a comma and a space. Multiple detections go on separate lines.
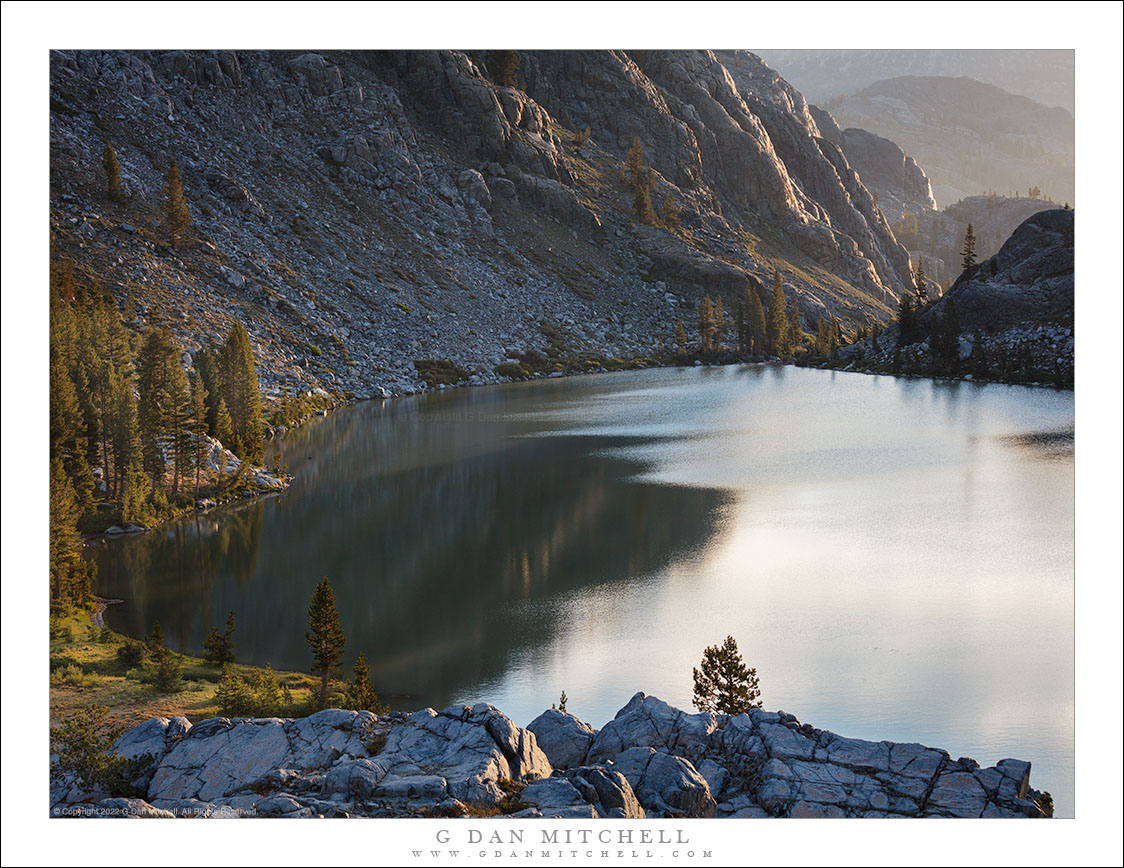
147, 621, 166, 657
102, 141, 122, 202
767, 271, 788, 356
698, 295, 714, 352
914, 260, 928, 305
746, 283, 766, 356
119, 464, 153, 527
815, 318, 830, 358
306, 577, 347, 709
675, 319, 687, 351
735, 300, 747, 353
110, 376, 140, 502
203, 610, 236, 666
488, 50, 519, 88
626, 137, 658, 226
897, 295, 919, 347
626, 136, 647, 191
190, 372, 209, 499
218, 322, 264, 464
714, 296, 726, 348
659, 193, 681, 229
788, 300, 803, 355
50, 457, 89, 603
344, 653, 387, 713
961, 224, 977, 271
692, 635, 761, 715
161, 158, 191, 249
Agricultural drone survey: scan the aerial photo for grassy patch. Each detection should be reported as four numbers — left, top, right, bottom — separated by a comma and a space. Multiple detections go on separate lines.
414, 359, 469, 387
48, 609, 320, 728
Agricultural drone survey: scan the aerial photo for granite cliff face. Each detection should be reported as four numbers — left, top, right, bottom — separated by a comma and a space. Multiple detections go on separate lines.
809, 105, 937, 225
50, 49, 915, 400
935, 208, 1073, 332
50, 694, 1051, 819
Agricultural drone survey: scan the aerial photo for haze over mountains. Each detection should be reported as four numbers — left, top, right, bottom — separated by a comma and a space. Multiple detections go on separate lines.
754, 49, 1074, 112
822, 75, 1075, 208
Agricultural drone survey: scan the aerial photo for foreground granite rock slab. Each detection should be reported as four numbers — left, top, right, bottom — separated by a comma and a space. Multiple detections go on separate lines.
50, 694, 1049, 818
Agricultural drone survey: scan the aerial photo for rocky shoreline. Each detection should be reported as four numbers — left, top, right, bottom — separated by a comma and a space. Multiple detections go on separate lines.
50, 692, 1050, 819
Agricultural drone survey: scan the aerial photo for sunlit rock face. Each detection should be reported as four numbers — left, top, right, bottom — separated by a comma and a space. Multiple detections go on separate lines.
51, 694, 1048, 818
50, 48, 916, 404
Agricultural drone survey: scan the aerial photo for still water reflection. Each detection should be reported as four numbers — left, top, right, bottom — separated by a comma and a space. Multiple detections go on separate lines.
90, 365, 1074, 815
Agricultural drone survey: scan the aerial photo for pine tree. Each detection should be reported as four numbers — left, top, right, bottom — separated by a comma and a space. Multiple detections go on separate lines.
914, 260, 928, 305
746, 283, 766, 356
147, 622, 166, 657
203, 610, 236, 666
190, 371, 209, 499
306, 577, 347, 709
767, 271, 788, 357
698, 295, 714, 352
167, 357, 193, 498
735, 300, 747, 353
626, 137, 658, 226
488, 50, 519, 88
218, 322, 264, 463
659, 194, 681, 229
161, 158, 191, 248
102, 141, 122, 202
788, 300, 803, 355
692, 636, 761, 715
675, 319, 687, 351
714, 296, 726, 348
815, 318, 830, 358
897, 295, 919, 347
961, 224, 977, 271
344, 653, 387, 713
50, 457, 88, 603
626, 136, 647, 191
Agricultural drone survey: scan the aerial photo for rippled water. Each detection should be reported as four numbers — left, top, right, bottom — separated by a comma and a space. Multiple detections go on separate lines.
90, 365, 1075, 815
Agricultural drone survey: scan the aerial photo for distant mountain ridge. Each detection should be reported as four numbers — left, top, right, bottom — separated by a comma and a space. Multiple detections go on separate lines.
823, 75, 1074, 208
754, 49, 1074, 113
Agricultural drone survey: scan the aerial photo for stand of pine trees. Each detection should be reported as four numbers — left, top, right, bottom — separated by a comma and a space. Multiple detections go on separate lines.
49, 257, 267, 606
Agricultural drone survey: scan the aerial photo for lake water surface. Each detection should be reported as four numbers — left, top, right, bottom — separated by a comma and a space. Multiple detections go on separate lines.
90, 365, 1075, 815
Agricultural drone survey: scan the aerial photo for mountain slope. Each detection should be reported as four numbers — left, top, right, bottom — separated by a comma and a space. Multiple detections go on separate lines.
49, 49, 915, 398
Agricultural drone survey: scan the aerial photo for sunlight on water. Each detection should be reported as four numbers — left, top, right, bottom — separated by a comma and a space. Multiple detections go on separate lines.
90, 365, 1074, 815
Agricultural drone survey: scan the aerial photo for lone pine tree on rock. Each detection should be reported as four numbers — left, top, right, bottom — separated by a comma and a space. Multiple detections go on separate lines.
102, 141, 122, 202
692, 635, 761, 715
161, 158, 191, 249
306, 577, 346, 709
961, 223, 978, 271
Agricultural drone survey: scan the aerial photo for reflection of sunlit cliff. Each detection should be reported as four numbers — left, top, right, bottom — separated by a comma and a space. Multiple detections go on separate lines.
89, 394, 729, 708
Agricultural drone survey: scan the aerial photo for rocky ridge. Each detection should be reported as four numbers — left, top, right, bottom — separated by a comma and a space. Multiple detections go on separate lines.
50, 50, 916, 401
51, 693, 1049, 819
839, 209, 1074, 385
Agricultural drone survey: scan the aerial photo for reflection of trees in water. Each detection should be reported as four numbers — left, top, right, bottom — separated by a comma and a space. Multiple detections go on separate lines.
90, 391, 728, 708
255, 423, 730, 706
92, 503, 264, 653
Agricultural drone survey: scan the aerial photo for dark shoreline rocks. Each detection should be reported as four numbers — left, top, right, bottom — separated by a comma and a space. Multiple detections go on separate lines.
50, 693, 1050, 819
